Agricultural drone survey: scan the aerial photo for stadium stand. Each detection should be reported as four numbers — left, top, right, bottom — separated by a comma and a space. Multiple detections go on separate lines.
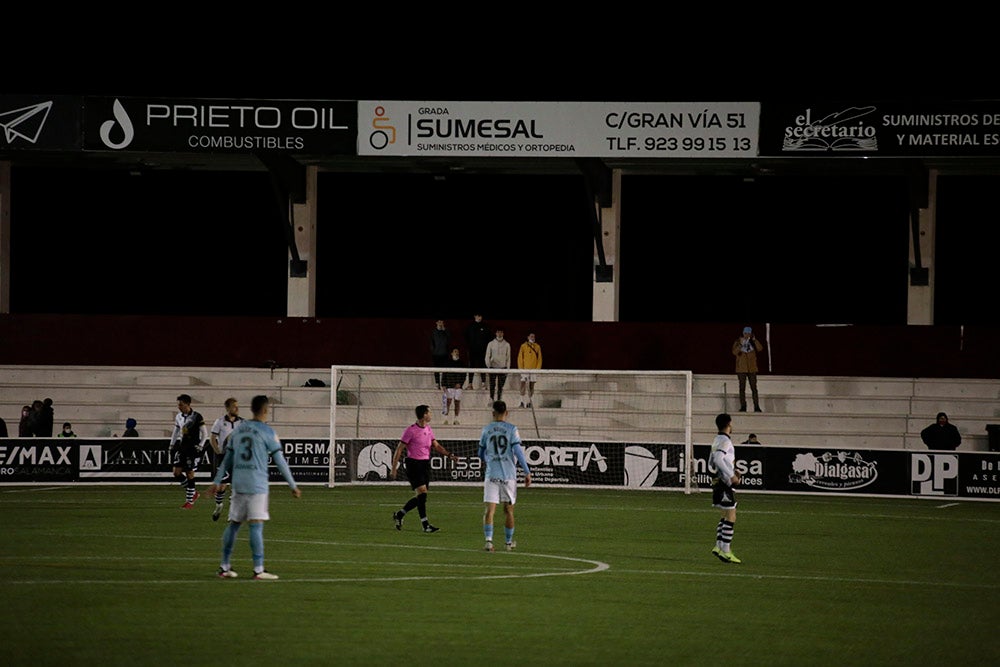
1, 365, 997, 450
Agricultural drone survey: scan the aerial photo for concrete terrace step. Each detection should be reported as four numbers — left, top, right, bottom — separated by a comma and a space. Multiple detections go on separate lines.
3, 365, 1000, 451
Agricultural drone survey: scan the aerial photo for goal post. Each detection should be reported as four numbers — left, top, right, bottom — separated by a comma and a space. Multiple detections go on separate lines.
328, 366, 695, 493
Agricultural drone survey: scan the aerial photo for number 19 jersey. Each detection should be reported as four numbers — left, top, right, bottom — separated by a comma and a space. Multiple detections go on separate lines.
478, 420, 529, 480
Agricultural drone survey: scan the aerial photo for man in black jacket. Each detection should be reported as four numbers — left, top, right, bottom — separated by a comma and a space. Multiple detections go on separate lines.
464, 313, 491, 390
920, 412, 962, 450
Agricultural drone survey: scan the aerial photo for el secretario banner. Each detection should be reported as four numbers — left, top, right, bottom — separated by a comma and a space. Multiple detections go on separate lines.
759, 100, 1000, 156
357, 101, 760, 158
2, 438, 998, 500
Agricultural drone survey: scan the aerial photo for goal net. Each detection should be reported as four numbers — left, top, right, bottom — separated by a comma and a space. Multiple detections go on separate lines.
327, 366, 697, 493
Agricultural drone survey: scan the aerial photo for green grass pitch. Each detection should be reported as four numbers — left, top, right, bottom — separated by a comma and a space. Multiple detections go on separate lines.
2, 484, 998, 666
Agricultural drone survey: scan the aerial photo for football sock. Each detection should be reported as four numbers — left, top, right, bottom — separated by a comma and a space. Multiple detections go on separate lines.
249, 522, 265, 570
484, 524, 494, 541
720, 520, 735, 552
214, 490, 225, 504
505, 527, 514, 543
222, 522, 240, 564
416, 492, 428, 520
402, 496, 419, 514
185, 479, 196, 502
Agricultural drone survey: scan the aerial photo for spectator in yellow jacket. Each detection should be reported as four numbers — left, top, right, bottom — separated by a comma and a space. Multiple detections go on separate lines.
517, 331, 543, 408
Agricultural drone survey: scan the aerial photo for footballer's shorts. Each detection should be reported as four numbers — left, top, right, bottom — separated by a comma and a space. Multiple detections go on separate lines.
711, 479, 738, 510
483, 477, 518, 505
170, 444, 200, 473
227, 491, 270, 523
215, 447, 232, 484
404, 458, 431, 490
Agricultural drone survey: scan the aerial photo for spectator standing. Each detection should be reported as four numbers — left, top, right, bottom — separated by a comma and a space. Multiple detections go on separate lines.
122, 418, 139, 437
430, 319, 451, 389
732, 326, 763, 413
710, 412, 742, 564
208, 394, 301, 580
39, 398, 55, 437
441, 349, 466, 425
391, 404, 458, 533
18, 405, 33, 437
170, 393, 208, 509
25, 400, 45, 436
516, 331, 543, 408
478, 399, 532, 552
210, 398, 243, 521
56, 422, 77, 437
485, 327, 512, 405
920, 412, 962, 450
464, 313, 492, 390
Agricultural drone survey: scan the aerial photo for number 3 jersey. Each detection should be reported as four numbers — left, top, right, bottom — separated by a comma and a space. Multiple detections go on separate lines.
221, 419, 295, 494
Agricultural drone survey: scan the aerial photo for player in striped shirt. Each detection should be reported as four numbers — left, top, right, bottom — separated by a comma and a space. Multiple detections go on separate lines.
710, 412, 742, 564
170, 394, 207, 509
209, 397, 243, 522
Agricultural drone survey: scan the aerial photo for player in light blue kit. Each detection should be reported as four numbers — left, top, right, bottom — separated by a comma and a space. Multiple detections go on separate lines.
478, 400, 532, 552
208, 395, 301, 580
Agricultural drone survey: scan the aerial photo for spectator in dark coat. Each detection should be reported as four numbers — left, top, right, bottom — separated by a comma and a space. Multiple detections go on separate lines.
920, 412, 962, 450
430, 319, 451, 389
18, 405, 33, 437
39, 398, 55, 437
464, 313, 492, 390
122, 418, 140, 437
26, 401, 45, 436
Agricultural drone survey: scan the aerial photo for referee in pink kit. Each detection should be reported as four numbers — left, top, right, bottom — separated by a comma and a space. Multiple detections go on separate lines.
391, 404, 458, 533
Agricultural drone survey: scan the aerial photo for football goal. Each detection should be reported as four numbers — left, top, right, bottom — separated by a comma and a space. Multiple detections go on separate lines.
327, 366, 696, 492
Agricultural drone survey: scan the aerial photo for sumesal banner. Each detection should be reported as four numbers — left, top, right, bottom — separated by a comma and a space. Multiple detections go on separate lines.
358, 101, 760, 158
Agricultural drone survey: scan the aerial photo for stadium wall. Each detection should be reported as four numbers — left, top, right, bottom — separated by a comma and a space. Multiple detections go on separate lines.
2, 314, 998, 378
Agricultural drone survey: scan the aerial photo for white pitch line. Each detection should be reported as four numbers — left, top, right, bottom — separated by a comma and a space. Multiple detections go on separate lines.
615, 568, 1000, 590
0, 536, 609, 585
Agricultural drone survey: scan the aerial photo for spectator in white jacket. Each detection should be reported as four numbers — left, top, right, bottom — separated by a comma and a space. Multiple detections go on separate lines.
485, 328, 511, 404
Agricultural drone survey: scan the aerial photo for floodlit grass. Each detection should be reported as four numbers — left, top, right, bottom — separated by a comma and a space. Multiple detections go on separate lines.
2, 484, 998, 666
